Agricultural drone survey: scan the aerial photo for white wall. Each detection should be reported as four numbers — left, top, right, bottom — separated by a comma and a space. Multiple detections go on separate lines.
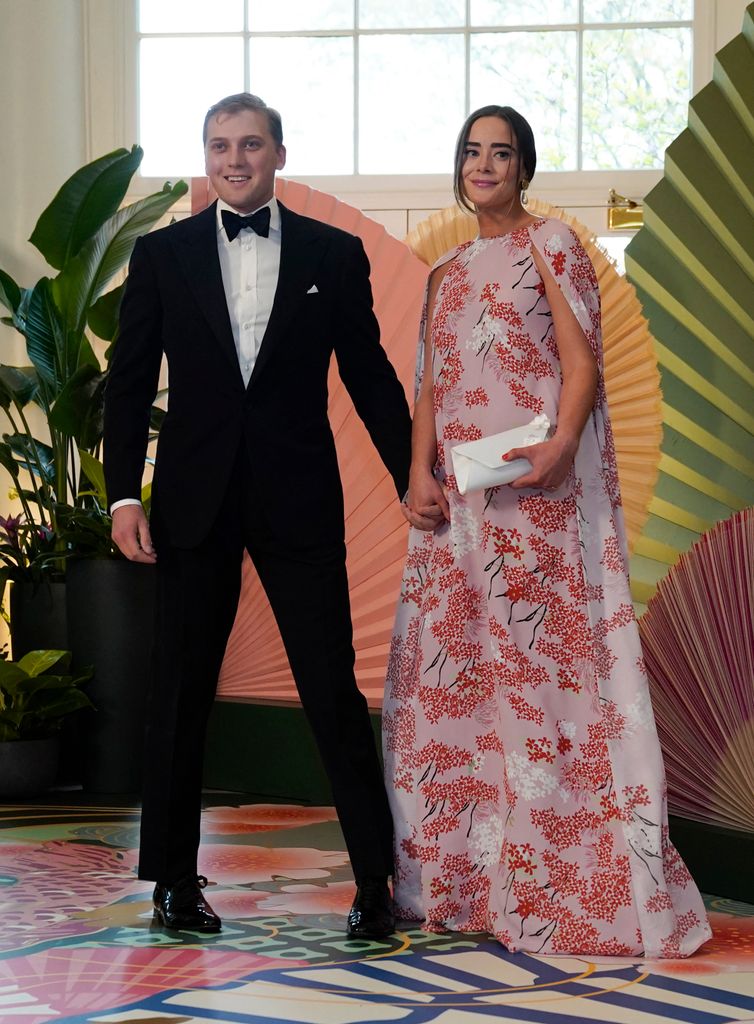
0, 0, 86, 357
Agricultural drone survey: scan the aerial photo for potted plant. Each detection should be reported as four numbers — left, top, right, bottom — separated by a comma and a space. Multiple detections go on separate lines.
0, 145, 182, 627
0, 649, 93, 796
0, 148, 184, 791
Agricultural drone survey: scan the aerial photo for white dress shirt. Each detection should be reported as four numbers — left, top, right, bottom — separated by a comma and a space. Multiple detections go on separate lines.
111, 197, 282, 513
216, 196, 282, 386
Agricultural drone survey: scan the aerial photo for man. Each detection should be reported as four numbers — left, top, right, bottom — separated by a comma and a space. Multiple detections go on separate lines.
104, 93, 411, 938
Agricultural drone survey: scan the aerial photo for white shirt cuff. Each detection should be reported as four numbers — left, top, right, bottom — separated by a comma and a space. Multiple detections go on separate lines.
110, 498, 142, 513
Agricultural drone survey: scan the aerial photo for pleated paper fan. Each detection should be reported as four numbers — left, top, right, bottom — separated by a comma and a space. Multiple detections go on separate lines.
189, 178, 430, 705
405, 200, 663, 555
624, 4, 754, 607
638, 506, 754, 832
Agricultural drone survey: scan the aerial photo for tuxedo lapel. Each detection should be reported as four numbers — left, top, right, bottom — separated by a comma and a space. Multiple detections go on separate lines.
248, 203, 326, 390
170, 203, 243, 383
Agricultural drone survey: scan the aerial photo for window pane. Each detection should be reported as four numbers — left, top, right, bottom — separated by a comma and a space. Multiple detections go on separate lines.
359, 0, 465, 29
139, 0, 244, 33
139, 38, 244, 176
584, 1, 692, 21
248, 0, 353, 31
359, 35, 465, 173
249, 37, 353, 174
470, 32, 578, 170
471, 0, 578, 26
582, 27, 691, 169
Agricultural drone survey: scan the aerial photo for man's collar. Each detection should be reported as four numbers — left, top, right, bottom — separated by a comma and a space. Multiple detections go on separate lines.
216, 196, 280, 235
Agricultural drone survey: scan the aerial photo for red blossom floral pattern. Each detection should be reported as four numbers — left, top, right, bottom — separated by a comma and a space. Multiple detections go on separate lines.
385, 220, 711, 959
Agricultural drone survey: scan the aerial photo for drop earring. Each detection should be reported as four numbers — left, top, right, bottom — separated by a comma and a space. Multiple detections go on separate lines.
520, 179, 530, 207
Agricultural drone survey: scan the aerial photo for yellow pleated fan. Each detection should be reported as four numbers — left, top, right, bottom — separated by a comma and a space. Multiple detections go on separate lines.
405, 200, 663, 555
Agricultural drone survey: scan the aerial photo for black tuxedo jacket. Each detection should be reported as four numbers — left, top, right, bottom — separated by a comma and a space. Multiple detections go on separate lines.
104, 201, 412, 549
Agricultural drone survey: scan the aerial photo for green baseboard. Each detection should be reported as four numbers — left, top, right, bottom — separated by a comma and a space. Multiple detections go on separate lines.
669, 815, 754, 904
204, 698, 382, 804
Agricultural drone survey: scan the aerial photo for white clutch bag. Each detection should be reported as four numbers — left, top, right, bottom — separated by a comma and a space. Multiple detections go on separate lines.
450, 414, 551, 496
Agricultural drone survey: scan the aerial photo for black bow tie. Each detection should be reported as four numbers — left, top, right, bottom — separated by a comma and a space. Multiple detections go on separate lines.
221, 206, 271, 241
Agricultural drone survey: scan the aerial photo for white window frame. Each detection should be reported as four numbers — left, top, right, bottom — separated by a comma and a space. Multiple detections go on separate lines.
83, 0, 718, 230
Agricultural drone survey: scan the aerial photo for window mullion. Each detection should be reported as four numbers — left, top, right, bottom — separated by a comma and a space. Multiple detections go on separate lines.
354, 0, 359, 174
578, 0, 584, 171
465, 0, 471, 116
244, 0, 250, 91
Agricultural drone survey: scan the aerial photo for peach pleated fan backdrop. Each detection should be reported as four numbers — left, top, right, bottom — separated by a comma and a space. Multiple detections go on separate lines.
405, 201, 663, 555
190, 179, 428, 705
191, 180, 661, 705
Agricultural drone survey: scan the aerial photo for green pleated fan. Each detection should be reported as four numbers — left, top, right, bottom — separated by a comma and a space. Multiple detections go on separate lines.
625, 1, 754, 608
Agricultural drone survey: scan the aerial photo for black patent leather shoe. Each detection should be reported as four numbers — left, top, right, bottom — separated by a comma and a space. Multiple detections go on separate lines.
347, 876, 395, 939
152, 874, 222, 933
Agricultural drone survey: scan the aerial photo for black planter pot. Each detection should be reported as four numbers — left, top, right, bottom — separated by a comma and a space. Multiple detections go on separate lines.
9, 579, 68, 658
8, 579, 81, 786
66, 558, 156, 794
0, 737, 60, 797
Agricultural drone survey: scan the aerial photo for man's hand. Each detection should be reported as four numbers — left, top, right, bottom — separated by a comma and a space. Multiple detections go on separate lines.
401, 467, 450, 531
111, 504, 157, 563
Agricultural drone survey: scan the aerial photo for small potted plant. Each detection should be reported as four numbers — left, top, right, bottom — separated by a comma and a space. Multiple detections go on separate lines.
0, 649, 93, 797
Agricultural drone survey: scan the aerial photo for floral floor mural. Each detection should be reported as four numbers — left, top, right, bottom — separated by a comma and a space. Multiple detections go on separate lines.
1, 795, 753, 1023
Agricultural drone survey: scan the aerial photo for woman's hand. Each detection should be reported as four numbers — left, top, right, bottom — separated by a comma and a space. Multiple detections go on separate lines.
402, 466, 450, 530
504, 434, 578, 492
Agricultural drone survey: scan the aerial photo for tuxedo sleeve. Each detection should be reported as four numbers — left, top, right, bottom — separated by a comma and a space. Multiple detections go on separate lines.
332, 235, 412, 500
103, 236, 164, 506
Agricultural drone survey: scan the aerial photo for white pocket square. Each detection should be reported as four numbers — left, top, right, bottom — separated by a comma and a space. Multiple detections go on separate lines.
306, 284, 319, 294
451, 414, 551, 495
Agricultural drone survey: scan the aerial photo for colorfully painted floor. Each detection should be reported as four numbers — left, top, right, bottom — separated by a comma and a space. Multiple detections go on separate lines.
1, 795, 753, 1024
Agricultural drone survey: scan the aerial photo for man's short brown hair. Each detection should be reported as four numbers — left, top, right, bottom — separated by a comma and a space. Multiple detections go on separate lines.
203, 93, 284, 147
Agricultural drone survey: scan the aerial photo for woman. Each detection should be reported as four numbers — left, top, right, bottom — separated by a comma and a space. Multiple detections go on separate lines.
383, 105, 711, 958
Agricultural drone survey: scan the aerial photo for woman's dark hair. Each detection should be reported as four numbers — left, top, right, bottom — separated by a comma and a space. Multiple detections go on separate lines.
453, 105, 537, 213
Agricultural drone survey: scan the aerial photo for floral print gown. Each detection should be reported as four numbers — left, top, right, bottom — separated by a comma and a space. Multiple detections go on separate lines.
383, 218, 711, 958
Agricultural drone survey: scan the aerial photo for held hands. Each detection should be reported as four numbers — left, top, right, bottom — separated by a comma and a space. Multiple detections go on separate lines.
401, 466, 450, 531
504, 434, 577, 492
111, 504, 157, 563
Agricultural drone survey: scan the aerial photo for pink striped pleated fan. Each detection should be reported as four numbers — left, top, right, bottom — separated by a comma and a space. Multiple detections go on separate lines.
188, 178, 429, 705
638, 507, 754, 832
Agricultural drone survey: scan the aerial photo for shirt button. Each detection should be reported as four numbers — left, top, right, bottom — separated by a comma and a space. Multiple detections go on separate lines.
243, 321, 251, 331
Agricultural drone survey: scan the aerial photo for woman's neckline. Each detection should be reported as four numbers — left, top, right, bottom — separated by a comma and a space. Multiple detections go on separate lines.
475, 216, 547, 240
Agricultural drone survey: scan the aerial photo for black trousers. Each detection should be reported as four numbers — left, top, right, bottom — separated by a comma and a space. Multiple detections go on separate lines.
137, 448, 394, 884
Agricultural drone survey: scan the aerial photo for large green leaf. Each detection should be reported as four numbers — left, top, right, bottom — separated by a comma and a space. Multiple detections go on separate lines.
78, 449, 107, 504
0, 365, 39, 409
4, 433, 55, 485
49, 365, 106, 448
0, 442, 20, 478
27, 686, 93, 719
29, 147, 143, 270
0, 660, 27, 688
52, 180, 188, 337
17, 650, 69, 677
88, 281, 125, 342
24, 279, 65, 390
0, 268, 21, 314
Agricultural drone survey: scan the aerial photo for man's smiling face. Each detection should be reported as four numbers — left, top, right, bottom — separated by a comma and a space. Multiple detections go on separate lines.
204, 109, 286, 213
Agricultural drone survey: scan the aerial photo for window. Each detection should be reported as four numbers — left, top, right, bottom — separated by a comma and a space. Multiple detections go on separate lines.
136, 0, 693, 178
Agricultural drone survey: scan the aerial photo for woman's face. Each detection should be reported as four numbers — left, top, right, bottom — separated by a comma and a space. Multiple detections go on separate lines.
460, 116, 522, 213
